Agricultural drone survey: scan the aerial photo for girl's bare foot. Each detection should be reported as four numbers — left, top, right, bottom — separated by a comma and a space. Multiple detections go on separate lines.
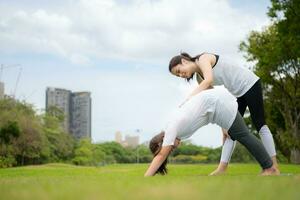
209, 162, 228, 176
209, 169, 226, 176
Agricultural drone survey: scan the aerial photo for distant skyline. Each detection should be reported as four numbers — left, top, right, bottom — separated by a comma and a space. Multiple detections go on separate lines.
0, 0, 271, 147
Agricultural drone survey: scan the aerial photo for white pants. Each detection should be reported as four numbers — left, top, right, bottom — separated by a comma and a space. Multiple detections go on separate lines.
221, 125, 276, 163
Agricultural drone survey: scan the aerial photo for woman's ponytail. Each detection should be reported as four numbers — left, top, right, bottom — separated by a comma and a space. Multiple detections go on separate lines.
180, 52, 202, 62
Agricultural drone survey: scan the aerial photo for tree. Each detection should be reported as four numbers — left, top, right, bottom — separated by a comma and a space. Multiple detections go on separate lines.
240, 0, 300, 163
98, 142, 129, 163
72, 139, 94, 166
0, 121, 20, 168
0, 121, 20, 144
0, 99, 49, 165
12, 105, 48, 165
73, 139, 107, 166
42, 111, 75, 162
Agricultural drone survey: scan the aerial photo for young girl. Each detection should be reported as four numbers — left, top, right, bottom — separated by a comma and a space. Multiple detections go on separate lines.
144, 87, 278, 176
168, 52, 279, 175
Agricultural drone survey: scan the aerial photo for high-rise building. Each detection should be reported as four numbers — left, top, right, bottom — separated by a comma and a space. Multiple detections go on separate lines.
115, 131, 140, 148
46, 87, 91, 139
70, 92, 92, 139
115, 131, 122, 143
46, 87, 71, 132
124, 135, 139, 148
0, 82, 4, 99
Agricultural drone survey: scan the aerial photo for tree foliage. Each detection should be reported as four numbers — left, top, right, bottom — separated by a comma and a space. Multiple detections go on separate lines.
240, 0, 300, 163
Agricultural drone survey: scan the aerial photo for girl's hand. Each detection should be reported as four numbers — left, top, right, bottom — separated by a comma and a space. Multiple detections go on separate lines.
144, 146, 173, 177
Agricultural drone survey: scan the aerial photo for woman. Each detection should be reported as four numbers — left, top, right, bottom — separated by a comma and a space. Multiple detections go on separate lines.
168, 52, 279, 175
144, 86, 278, 176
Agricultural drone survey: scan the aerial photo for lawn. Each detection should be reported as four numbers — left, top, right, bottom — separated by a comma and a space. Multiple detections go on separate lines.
0, 163, 299, 200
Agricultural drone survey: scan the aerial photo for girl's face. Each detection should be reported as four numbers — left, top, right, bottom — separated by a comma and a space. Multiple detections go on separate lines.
170, 59, 194, 79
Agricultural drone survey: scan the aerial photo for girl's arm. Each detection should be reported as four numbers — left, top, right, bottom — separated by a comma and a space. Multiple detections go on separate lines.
222, 128, 230, 145
144, 146, 173, 177
187, 54, 214, 99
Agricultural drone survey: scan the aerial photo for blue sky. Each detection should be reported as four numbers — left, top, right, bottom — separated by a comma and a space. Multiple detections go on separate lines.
0, 0, 271, 147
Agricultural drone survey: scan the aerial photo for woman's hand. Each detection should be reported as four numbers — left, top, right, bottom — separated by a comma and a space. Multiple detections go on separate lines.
187, 55, 214, 98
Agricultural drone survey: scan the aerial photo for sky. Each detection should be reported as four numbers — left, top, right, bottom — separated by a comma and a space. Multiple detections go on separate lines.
0, 0, 271, 147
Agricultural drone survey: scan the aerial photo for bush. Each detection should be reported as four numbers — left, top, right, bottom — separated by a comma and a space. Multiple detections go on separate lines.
171, 154, 207, 164
0, 155, 16, 168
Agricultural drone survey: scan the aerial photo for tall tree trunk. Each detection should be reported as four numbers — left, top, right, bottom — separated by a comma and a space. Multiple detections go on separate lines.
290, 116, 300, 164
290, 148, 300, 164
21, 152, 25, 166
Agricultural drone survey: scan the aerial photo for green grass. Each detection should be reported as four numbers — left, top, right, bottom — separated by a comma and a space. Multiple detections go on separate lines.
0, 163, 300, 200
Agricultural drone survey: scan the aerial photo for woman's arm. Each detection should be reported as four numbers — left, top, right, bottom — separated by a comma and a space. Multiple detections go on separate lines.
187, 54, 214, 98
144, 146, 172, 177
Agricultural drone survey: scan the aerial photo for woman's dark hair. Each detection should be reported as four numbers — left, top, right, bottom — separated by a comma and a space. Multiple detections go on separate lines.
168, 52, 203, 82
149, 131, 168, 175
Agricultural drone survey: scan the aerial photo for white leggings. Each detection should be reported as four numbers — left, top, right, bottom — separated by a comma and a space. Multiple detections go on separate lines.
221, 80, 277, 163
220, 125, 276, 163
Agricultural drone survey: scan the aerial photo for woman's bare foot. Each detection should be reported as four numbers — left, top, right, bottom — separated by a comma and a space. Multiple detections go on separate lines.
209, 162, 228, 176
271, 156, 280, 170
260, 165, 280, 176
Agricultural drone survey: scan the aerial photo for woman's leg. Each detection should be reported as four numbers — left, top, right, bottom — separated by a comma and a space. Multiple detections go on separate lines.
228, 112, 277, 173
243, 80, 278, 167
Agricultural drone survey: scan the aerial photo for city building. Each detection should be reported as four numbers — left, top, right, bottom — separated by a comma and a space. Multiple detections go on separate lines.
46, 87, 71, 132
46, 87, 91, 140
124, 135, 139, 148
70, 92, 92, 139
115, 131, 122, 144
115, 131, 140, 148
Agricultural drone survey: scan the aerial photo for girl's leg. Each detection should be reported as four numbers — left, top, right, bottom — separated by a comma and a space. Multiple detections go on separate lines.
210, 96, 247, 175
221, 96, 247, 165
243, 80, 278, 167
228, 112, 276, 173
221, 138, 236, 163
210, 138, 236, 175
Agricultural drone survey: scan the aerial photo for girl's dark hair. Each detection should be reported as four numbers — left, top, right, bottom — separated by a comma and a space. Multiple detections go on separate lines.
149, 131, 168, 175
168, 52, 203, 82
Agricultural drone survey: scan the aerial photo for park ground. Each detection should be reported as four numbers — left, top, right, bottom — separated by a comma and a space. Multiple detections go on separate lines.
0, 163, 300, 200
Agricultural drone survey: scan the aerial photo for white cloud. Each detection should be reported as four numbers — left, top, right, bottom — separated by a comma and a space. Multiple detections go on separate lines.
0, 0, 271, 147
0, 0, 270, 65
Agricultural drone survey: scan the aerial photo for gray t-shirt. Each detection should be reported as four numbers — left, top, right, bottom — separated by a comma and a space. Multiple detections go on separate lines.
196, 56, 259, 97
